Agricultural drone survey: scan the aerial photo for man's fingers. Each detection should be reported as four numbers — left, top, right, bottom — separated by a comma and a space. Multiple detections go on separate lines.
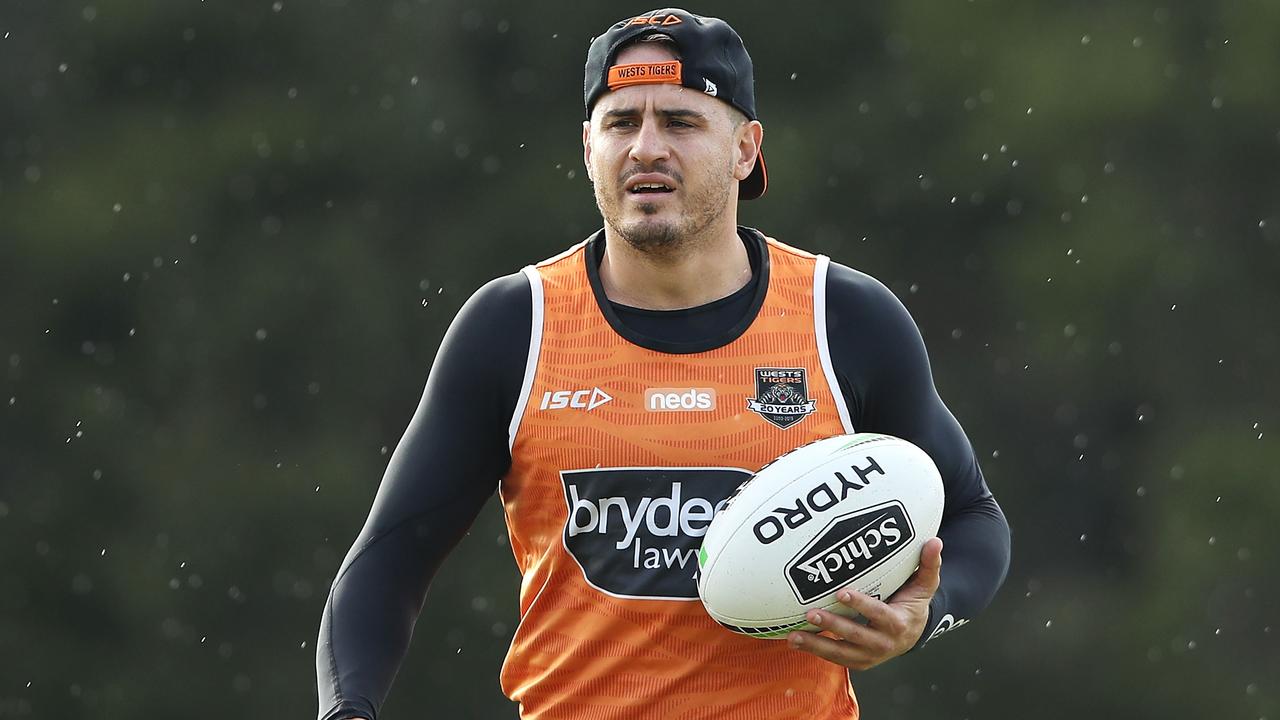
836, 590, 900, 631
805, 608, 883, 650
788, 631, 877, 670
893, 537, 943, 602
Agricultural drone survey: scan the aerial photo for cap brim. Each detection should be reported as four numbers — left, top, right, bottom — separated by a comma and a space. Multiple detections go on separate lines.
739, 150, 767, 200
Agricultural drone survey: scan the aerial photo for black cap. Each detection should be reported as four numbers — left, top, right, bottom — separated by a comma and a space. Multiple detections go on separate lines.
584, 8, 768, 200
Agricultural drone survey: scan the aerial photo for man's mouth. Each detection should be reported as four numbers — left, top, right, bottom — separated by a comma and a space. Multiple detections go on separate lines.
629, 182, 674, 195
624, 173, 678, 195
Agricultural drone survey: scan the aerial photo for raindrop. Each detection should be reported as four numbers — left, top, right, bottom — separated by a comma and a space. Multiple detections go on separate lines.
1136, 486, 1147, 497
255, 328, 268, 341
789, 73, 798, 80
1081, 34, 1091, 45
113, 203, 123, 213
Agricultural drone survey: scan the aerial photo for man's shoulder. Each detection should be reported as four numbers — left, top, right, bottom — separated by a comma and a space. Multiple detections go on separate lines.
824, 259, 906, 318
469, 271, 533, 310
447, 271, 532, 338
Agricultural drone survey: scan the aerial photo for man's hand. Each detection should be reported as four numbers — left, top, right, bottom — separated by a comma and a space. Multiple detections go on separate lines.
787, 537, 943, 671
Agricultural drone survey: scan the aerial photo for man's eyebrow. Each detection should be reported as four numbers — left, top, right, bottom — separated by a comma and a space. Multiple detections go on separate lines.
602, 107, 710, 121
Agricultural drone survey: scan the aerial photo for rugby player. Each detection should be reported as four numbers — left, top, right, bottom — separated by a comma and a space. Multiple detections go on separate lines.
317, 8, 1011, 719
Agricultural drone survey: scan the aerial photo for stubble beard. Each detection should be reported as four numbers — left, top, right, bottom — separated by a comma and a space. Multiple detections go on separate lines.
595, 162, 735, 259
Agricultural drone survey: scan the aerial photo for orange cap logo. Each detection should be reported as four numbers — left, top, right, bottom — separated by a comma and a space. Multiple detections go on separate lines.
625, 13, 684, 27
607, 61, 682, 90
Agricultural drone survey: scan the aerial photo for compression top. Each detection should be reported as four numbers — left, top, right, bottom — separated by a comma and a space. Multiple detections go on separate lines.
316, 227, 1011, 720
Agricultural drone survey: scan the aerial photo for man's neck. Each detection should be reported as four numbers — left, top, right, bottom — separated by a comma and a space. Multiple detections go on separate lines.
598, 224, 752, 310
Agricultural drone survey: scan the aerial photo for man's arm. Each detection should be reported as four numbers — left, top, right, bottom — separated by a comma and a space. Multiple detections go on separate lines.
789, 263, 1011, 668
315, 273, 531, 720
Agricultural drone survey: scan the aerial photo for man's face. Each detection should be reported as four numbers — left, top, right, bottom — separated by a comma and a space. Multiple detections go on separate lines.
584, 42, 757, 255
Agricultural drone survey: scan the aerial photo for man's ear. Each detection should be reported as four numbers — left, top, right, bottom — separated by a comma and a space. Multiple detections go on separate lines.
734, 120, 764, 182
582, 120, 593, 182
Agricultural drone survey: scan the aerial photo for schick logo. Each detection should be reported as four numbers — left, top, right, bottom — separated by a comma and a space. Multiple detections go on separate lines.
785, 501, 915, 604
540, 387, 612, 411
561, 467, 750, 600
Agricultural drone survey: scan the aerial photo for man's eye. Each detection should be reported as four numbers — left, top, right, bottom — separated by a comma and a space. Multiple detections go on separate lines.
610, 120, 637, 128
669, 120, 692, 128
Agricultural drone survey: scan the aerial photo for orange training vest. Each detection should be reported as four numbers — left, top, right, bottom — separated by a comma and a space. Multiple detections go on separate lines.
500, 234, 858, 719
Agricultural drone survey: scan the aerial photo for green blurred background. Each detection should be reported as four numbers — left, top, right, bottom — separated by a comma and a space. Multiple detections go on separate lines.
2, 0, 1277, 717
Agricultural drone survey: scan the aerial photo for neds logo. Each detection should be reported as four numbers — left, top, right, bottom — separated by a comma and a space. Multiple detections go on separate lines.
645, 388, 716, 412
561, 467, 750, 600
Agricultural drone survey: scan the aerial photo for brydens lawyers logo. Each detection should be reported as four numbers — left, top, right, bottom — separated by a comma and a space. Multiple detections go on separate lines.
562, 467, 749, 599
747, 367, 817, 429
540, 387, 612, 411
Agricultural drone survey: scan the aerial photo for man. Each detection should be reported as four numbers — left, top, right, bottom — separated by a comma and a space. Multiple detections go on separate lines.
317, 8, 1010, 719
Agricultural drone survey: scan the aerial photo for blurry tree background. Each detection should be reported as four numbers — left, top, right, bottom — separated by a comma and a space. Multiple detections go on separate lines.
1, 0, 1277, 718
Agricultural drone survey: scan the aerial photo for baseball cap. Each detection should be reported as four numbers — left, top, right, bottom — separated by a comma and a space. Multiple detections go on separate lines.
584, 8, 768, 200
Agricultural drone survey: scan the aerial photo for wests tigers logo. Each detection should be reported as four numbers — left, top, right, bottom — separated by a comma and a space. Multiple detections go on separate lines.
746, 367, 817, 429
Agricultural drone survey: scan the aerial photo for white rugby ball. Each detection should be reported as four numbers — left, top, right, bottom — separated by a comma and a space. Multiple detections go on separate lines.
697, 433, 944, 639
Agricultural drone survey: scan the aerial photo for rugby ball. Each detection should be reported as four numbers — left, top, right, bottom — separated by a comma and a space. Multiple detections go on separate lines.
696, 433, 944, 639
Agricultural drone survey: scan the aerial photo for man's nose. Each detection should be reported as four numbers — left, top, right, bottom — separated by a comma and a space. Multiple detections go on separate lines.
628, 119, 671, 166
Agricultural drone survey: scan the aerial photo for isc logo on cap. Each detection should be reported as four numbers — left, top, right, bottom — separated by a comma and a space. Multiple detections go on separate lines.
645, 388, 716, 412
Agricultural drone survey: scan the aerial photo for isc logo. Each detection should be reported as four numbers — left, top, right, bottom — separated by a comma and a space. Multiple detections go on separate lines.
623, 13, 684, 27
540, 387, 612, 411
645, 387, 716, 412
